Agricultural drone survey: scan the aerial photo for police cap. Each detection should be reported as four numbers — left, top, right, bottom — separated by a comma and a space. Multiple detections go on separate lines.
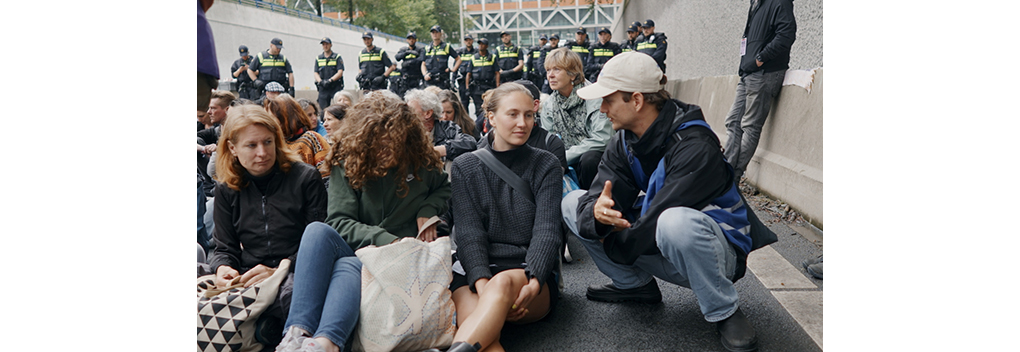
598, 27, 610, 35
626, 25, 639, 33
550, 34, 560, 40
539, 34, 548, 40
320, 37, 331, 44
642, 19, 655, 28
238, 45, 249, 56
576, 27, 586, 34
464, 34, 473, 40
430, 25, 442, 33
407, 31, 417, 39
362, 32, 374, 39
478, 38, 489, 45
270, 38, 284, 48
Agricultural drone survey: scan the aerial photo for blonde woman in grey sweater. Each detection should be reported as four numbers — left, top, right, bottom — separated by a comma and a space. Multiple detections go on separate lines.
446, 83, 564, 352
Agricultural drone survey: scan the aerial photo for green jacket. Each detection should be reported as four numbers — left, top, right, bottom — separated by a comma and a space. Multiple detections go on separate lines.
325, 163, 451, 249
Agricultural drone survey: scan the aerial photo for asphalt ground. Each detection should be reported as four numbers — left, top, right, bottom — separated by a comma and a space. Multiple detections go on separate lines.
496, 195, 823, 352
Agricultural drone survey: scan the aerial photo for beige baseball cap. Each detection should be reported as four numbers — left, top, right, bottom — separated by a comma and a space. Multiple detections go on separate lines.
577, 52, 663, 100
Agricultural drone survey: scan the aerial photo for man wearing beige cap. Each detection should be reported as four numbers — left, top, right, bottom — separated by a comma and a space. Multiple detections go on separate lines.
562, 52, 775, 352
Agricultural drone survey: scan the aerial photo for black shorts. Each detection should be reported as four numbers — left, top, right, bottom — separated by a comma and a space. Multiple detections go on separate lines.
450, 260, 559, 315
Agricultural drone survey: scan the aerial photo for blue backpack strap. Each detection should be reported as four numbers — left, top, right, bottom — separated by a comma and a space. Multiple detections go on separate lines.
635, 119, 715, 217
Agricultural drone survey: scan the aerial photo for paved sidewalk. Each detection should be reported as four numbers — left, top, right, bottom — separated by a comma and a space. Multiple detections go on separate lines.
498, 194, 823, 351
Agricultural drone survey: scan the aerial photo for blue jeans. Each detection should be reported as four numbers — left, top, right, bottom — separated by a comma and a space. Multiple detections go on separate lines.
723, 69, 786, 176
285, 222, 363, 347
561, 190, 738, 322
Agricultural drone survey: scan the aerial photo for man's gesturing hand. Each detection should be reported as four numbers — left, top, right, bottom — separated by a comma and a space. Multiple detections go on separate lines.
594, 180, 631, 232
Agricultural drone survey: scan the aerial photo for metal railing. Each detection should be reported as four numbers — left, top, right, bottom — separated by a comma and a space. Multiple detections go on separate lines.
232, 0, 403, 42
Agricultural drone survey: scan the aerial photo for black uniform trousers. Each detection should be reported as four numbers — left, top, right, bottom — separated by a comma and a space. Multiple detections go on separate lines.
316, 81, 342, 112
470, 79, 496, 133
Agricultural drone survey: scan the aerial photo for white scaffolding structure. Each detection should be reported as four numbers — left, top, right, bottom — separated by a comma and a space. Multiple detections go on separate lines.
461, 0, 623, 47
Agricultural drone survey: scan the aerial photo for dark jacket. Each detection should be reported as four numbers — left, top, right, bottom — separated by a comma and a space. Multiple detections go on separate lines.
636, 33, 668, 71
432, 119, 478, 161
576, 100, 731, 265
208, 162, 328, 273
586, 41, 621, 80
396, 43, 425, 78
739, 0, 797, 76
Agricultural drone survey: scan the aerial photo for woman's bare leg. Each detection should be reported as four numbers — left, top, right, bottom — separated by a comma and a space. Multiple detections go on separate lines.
451, 269, 552, 350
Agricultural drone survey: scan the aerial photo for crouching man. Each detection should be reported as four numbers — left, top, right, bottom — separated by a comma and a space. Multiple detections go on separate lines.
563, 52, 773, 352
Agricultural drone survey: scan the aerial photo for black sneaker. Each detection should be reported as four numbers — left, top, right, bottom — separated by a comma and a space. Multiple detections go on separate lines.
717, 308, 758, 352
586, 280, 661, 303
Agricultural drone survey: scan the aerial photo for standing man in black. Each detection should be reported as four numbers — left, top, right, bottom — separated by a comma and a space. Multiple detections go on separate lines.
495, 30, 523, 83
525, 34, 548, 90
248, 38, 294, 98
314, 37, 344, 113
723, 0, 796, 181
396, 31, 425, 96
636, 20, 668, 72
456, 34, 478, 112
465, 37, 499, 131
586, 27, 621, 82
620, 24, 641, 54
357, 32, 395, 92
422, 25, 460, 90
540, 34, 561, 94
231, 45, 255, 100
565, 27, 592, 68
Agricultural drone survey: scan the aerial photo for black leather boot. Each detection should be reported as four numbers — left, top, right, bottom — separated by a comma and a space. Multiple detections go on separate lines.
716, 308, 758, 352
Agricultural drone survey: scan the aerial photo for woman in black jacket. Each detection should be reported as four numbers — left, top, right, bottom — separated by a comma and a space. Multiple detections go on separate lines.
206, 105, 329, 349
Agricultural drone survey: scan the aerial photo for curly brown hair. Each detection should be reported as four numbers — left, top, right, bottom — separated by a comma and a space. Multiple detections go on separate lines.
328, 92, 443, 197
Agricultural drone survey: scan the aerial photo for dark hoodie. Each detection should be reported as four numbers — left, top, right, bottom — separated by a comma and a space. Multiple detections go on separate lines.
739, 0, 797, 76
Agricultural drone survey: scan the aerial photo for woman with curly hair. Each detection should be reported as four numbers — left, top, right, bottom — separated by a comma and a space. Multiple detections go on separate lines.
321, 92, 452, 249
437, 89, 479, 141
205, 105, 329, 350
264, 94, 331, 178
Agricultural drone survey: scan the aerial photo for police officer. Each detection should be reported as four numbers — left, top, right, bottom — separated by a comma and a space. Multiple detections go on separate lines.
455, 34, 478, 112
540, 34, 561, 94
421, 25, 460, 90
248, 38, 295, 98
564, 27, 592, 68
314, 37, 345, 113
586, 27, 621, 82
395, 31, 425, 96
621, 24, 641, 53
525, 34, 548, 90
357, 32, 395, 91
231, 45, 256, 100
495, 30, 524, 83
465, 37, 499, 126
637, 19, 668, 72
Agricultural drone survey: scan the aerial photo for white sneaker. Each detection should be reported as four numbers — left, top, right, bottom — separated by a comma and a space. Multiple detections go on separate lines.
276, 326, 311, 352
299, 339, 327, 352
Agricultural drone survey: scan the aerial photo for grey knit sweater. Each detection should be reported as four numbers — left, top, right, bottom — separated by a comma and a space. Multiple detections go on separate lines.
451, 143, 563, 291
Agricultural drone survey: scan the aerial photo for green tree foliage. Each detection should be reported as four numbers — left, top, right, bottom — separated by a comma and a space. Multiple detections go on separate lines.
323, 0, 462, 40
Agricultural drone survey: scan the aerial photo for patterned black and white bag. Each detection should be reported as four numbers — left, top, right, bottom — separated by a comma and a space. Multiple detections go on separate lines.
197, 259, 291, 352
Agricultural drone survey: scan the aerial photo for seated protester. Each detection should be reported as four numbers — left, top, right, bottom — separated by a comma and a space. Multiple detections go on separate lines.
404, 89, 477, 163
447, 83, 563, 352
331, 90, 359, 107
265, 94, 331, 179
298, 98, 328, 138
206, 105, 328, 344
321, 105, 347, 142
437, 89, 479, 141
540, 47, 613, 190
257, 81, 287, 106
477, 81, 566, 171
324, 92, 452, 249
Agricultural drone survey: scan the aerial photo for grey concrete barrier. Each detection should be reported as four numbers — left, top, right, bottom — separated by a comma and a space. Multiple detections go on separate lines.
671, 68, 823, 229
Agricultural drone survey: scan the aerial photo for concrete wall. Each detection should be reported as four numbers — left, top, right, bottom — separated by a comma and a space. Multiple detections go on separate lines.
205, 2, 405, 94
616, 0, 822, 80
670, 68, 823, 228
